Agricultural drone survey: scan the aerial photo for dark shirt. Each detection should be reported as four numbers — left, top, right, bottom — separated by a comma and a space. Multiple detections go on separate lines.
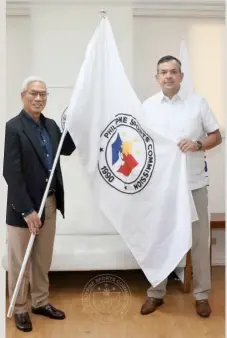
24, 111, 53, 171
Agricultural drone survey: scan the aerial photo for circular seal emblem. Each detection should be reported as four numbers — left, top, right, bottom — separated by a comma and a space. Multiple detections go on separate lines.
82, 273, 131, 323
61, 107, 68, 130
98, 113, 155, 194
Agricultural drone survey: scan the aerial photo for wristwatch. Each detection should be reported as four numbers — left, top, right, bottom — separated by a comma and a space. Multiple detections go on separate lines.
195, 141, 203, 151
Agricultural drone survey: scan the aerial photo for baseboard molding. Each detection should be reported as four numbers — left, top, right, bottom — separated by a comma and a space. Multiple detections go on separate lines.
212, 259, 225, 266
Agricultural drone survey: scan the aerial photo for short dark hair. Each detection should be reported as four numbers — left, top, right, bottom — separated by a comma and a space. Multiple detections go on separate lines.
157, 55, 181, 72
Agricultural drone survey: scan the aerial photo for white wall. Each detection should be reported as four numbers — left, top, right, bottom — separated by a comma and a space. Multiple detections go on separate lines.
133, 17, 225, 129
30, 4, 133, 86
133, 16, 225, 214
0, 0, 6, 335
5, 3, 225, 264
6, 16, 31, 118
6, 4, 135, 236
6, 8, 225, 214
29, 4, 134, 234
133, 14, 225, 264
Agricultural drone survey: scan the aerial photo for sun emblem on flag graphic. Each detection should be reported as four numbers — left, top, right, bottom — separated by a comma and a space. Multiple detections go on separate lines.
98, 113, 155, 194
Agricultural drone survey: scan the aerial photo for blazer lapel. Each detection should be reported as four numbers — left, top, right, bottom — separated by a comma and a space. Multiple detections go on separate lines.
20, 111, 48, 172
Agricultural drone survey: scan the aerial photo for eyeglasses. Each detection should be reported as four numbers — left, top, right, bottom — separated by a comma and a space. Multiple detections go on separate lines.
26, 91, 49, 99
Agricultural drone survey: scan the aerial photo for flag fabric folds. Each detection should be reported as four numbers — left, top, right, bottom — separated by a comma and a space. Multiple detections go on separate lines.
179, 40, 209, 184
179, 39, 194, 97
65, 17, 197, 287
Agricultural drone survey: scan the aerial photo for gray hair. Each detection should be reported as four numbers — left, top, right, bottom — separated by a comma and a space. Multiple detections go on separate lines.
22, 76, 47, 92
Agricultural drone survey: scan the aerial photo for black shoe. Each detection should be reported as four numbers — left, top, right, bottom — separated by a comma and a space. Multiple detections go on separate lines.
14, 312, 32, 332
32, 303, 66, 320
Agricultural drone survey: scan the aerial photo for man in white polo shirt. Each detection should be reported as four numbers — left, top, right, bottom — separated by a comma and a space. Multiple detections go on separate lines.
141, 55, 222, 318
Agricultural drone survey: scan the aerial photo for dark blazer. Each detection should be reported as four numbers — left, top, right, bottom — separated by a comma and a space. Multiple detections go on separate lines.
3, 110, 76, 227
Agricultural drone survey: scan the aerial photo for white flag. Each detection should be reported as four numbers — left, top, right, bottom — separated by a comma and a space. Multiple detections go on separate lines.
179, 40, 194, 97
66, 17, 196, 287
179, 40, 209, 182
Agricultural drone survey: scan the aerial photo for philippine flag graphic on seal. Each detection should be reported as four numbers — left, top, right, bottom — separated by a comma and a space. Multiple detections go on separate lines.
98, 113, 155, 194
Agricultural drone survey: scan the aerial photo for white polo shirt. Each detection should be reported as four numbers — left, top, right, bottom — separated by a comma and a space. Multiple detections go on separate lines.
142, 89, 219, 190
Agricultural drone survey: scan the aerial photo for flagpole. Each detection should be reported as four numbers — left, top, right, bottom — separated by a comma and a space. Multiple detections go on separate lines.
7, 127, 68, 318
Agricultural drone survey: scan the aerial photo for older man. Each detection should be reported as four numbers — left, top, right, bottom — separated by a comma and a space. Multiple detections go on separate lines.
141, 55, 222, 318
3, 76, 76, 332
